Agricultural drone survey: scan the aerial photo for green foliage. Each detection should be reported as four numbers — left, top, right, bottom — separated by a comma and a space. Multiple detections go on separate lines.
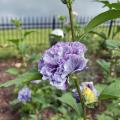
58, 15, 66, 22
11, 19, 22, 28
109, 3, 120, 10
89, 31, 107, 40
97, 114, 113, 120
58, 92, 82, 116
97, 0, 120, 10
97, 60, 110, 73
95, 84, 107, 94
85, 10, 120, 33
105, 39, 120, 49
8, 19, 36, 64
2, 1, 120, 120
112, 26, 120, 38
0, 69, 41, 88
107, 99, 120, 119
6, 68, 20, 76
99, 79, 120, 100
8, 38, 20, 49
112, 48, 120, 58
23, 30, 36, 39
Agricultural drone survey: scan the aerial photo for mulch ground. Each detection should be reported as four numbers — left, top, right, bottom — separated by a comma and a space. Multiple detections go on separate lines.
0, 58, 56, 120
0, 58, 20, 120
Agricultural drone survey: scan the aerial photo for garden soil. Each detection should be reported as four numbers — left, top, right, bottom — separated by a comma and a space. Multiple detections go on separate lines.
0, 59, 19, 120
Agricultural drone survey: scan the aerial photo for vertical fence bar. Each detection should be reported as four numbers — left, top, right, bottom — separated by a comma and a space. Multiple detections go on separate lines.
5, 17, 8, 43
10, 17, 13, 42
44, 16, 47, 44
46, 16, 48, 45
52, 16, 56, 30
34, 16, 36, 45
27, 17, 29, 42
37, 16, 39, 44
31, 16, 34, 44
30, 16, 33, 45
1, 17, 4, 44
9, 17, 12, 40
48, 16, 50, 44
35, 16, 37, 45
36, 16, 38, 44
41, 16, 43, 44
47, 16, 49, 44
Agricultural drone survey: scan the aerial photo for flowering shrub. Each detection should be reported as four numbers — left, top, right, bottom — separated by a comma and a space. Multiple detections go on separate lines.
18, 87, 31, 103
38, 42, 87, 90
1, 0, 120, 120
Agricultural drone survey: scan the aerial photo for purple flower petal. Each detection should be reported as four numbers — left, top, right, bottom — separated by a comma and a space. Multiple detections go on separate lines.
38, 42, 88, 90
18, 87, 31, 103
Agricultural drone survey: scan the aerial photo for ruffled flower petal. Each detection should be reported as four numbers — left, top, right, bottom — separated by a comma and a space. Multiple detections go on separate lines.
38, 42, 87, 90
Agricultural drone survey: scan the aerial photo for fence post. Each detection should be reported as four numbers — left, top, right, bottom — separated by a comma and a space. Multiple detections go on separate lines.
52, 16, 56, 30
107, 20, 113, 38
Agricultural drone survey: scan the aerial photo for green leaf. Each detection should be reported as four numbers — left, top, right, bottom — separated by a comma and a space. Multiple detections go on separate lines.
8, 39, 20, 46
6, 68, 19, 76
0, 44, 12, 48
97, 114, 113, 120
97, 0, 111, 8
97, 60, 110, 73
99, 2, 120, 10
95, 84, 107, 94
0, 69, 41, 88
85, 10, 120, 32
112, 48, 120, 58
112, 26, 120, 38
58, 93, 81, 116
11, 19, 22, 28
23, 31, 36, 38
10, 99, 19, 105
99, 80, 120, 100
106, 39, 120, 49
89, 31, 107, 39
32, 95, 47, 105
110, 3, 120, 10
18, 43, 29, 54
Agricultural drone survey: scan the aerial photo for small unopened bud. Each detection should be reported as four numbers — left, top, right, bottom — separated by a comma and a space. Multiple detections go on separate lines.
61, 0, 75, 4
61, 0, 67, 4
72, 11, 78, 17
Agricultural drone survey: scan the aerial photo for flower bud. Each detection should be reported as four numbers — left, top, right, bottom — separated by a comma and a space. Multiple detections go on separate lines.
73, 82, 99, 104
18, 87, 31, 103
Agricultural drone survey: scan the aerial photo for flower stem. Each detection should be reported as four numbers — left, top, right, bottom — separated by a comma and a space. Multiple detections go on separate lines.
74, 78, 86, 120
67, 2, 75, 41
35, 110, 39, 120
66, 1, 86, 119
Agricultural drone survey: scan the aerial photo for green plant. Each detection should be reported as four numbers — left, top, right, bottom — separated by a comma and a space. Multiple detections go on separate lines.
8, 19, 36, 64
1, 0, 120, 120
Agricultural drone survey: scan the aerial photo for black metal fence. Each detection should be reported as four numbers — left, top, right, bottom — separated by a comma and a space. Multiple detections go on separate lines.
0, 16, 120, 45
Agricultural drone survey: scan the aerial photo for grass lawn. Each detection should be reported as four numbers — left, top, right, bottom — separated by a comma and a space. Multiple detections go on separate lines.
0, 28, 52, 45
0, 26, 120, 59
0, 28, 52, 58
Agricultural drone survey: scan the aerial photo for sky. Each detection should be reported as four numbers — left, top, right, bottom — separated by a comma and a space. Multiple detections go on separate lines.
0, 0, 116, 17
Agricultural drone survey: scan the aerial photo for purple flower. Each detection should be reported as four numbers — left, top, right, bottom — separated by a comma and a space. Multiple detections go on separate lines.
73, 82, 99, 104
18, 87, 31, 103
38, 42, 87, 90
